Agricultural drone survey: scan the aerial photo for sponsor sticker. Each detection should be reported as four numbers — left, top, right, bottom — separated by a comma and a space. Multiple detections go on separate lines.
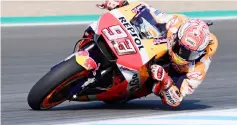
118, 17, 144, 51
185, 38, 197, 47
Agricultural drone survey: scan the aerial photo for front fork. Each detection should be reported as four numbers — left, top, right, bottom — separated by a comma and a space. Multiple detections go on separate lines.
69, 42, 114, 101
69, 66, 113, 101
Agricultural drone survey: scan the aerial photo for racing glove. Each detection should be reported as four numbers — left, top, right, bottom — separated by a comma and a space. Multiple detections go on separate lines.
96, 0, 128, 10
151, 65, 172, 92
151, 64, 182, 107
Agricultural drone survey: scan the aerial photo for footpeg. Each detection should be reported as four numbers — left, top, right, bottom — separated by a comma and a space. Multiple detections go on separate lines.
81, 78, 95, 88
70, 94, 89, 101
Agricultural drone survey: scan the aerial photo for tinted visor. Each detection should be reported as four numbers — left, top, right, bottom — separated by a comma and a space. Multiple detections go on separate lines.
173, 42, 203, 61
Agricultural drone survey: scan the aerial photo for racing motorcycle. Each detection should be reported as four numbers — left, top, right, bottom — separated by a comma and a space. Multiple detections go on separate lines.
27, 2, 213, 110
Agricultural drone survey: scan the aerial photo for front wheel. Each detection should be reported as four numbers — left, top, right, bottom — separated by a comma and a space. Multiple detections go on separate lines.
27, 57, 87, 110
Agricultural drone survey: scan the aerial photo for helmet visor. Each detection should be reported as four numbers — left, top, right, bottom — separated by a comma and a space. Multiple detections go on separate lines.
173, 42, 204, 61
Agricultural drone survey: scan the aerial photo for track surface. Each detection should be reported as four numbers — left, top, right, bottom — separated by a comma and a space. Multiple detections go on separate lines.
2, 19, 237, 125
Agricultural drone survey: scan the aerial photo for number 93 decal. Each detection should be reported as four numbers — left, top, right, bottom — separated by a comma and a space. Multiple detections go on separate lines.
102, 25, 136, 55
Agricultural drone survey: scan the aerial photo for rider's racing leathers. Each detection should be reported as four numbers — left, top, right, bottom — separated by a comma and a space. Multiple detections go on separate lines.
78, 0, 218, 107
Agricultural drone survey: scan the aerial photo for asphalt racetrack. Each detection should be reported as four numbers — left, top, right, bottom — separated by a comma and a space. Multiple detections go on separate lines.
2, 19, 237, 125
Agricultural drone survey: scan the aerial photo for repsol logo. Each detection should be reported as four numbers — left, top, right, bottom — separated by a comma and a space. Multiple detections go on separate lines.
118, 17, 144, 50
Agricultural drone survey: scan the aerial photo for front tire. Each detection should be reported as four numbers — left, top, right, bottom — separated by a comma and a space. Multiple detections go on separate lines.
27, 57, 87, 110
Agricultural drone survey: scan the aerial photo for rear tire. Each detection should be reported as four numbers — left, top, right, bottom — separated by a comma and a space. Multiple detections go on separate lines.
27, 57, 87, 110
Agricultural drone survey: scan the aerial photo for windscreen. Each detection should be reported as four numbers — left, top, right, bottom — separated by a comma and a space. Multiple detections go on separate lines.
130, 6, 166, 39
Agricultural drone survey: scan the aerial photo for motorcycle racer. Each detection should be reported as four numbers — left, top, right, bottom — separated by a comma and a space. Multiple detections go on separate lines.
78, 0, 218, 107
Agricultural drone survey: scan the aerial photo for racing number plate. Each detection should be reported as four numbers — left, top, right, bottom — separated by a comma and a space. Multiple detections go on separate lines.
102, 25, 136, 55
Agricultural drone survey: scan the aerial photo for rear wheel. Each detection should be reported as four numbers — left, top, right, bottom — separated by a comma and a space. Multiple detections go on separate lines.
27, 57, 87, 110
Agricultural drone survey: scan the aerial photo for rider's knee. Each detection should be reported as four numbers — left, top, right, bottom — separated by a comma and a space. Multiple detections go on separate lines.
160, 85, 183, 107
162, 98, 181, 107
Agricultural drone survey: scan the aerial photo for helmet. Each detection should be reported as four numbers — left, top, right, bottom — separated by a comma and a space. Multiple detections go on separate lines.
170, 19, 211, 65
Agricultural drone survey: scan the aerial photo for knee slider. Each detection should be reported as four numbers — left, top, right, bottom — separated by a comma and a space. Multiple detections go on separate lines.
161, 85, 182, 107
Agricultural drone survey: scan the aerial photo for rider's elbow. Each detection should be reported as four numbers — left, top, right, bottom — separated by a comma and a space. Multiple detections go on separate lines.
206, 33, 218, 56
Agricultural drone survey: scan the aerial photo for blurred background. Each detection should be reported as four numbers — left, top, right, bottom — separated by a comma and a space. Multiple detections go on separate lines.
2, 0, 237, 17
